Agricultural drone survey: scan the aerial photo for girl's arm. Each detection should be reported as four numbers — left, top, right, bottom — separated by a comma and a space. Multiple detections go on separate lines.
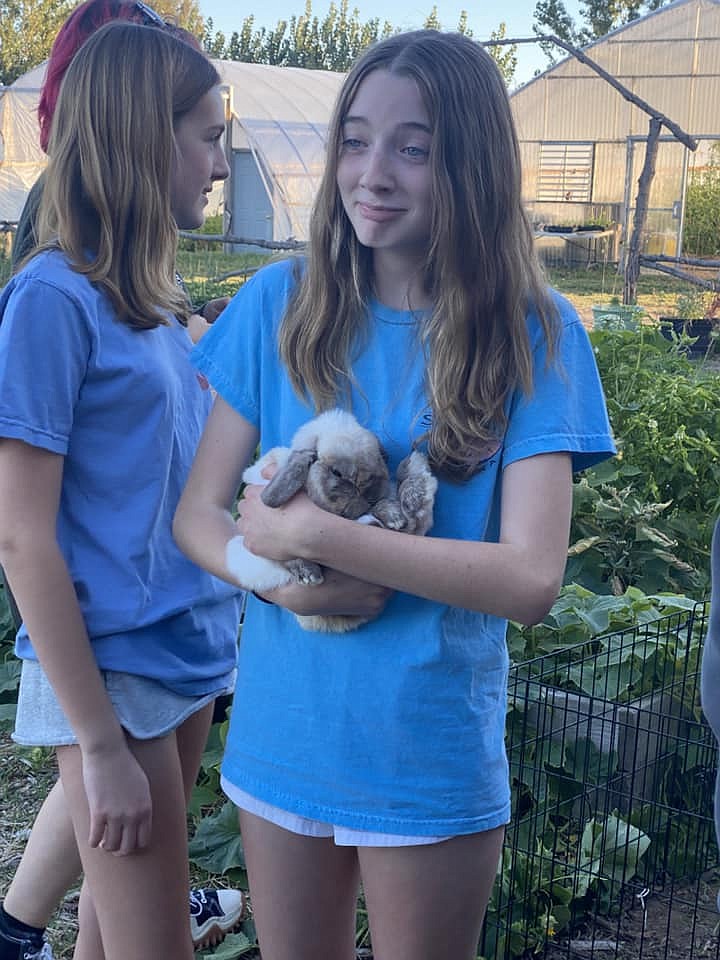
173, 397, 392, 617
235, 451, 574, 626
0, 438, 152, 854
173, 396, 261, 581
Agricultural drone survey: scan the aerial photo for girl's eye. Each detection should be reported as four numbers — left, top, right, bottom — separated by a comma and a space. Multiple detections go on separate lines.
341, 137, 364, 150
402, 145, 428, 160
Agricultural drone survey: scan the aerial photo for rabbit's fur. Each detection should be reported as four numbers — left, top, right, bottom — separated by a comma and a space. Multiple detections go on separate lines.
225, 409, 437, 633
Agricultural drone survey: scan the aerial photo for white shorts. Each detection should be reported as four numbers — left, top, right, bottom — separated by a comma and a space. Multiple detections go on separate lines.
222, 777, 451, 847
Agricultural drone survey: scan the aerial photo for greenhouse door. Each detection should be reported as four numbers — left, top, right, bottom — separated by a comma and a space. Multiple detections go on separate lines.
624, 135, 688, 259
229, 149, 273, 252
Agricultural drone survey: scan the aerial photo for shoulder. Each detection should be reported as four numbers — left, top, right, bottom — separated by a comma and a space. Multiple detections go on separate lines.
244, 256, 304, 299
1, 251, 110, 348
526, 286, 582, 332
212, 256, 303, 333
8, 250, 94, 306
523, 287, 591, 354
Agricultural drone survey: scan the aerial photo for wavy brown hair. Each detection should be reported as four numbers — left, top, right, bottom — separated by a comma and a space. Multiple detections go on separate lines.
36, 21, 220, 329
280, 30, 559, 480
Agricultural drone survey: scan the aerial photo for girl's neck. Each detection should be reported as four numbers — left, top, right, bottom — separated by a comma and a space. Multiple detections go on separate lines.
371, 253, 431, 312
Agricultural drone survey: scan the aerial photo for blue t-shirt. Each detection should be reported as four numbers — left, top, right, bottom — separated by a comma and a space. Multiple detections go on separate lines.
193, 258, 616, 834
0, 250, 241, 697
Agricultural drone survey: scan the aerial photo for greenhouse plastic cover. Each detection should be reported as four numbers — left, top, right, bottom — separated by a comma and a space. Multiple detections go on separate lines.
0, 59, 345, 239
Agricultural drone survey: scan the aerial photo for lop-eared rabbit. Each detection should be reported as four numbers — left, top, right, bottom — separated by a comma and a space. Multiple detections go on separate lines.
226, 409, 437, 632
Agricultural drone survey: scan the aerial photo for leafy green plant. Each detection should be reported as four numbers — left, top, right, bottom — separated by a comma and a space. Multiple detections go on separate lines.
0, 584, 19, 730
582, 327, 720, 593
673, 286, 720, 320
498, 598, 711, 957
682, 143, 720, 257
506, 583, 697, 664
567, 467, 699, 596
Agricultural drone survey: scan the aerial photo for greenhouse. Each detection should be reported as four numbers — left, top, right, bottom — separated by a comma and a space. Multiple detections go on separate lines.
0, 59, 345, 245
511, 0, 720, 262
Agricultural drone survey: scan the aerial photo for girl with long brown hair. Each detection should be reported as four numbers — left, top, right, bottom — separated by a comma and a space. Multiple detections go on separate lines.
174, 29, 616, 960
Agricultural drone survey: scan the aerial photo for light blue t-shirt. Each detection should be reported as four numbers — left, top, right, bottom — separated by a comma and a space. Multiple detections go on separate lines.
193, 258, 616, 834
0, 250, 241, 697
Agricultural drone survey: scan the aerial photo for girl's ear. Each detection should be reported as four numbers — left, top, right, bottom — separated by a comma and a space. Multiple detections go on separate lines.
261, 449, 317, 507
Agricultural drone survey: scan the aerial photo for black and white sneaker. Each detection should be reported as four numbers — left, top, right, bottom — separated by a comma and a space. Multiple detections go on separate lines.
0, 925, 53, 960
189, 888, 246, 950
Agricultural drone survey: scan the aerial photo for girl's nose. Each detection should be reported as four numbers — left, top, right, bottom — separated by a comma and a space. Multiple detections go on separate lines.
359, 145, 393, 191
213, 149, 230, 182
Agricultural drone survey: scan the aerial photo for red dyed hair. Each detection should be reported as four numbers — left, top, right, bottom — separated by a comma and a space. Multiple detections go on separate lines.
38, 0, 200, 152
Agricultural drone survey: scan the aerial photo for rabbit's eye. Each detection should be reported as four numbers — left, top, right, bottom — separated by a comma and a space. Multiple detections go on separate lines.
330, 466, 345, 479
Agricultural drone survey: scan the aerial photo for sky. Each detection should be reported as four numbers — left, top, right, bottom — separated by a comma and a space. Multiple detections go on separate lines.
198, 0, 583, 87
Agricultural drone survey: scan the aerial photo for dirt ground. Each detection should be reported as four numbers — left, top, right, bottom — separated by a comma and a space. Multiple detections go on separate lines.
543, 876, 720, 960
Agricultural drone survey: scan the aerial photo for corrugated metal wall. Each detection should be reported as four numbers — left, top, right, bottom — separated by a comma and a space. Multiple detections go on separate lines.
512, 0, 720, 262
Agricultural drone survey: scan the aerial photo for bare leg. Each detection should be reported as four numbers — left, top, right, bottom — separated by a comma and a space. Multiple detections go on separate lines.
69, 702, 215, 960
358, 826, 504, 960
176, 702, 214, 805
3, 779, 80, 927
239, 810, 360, 960
2, 702, 215, 958
58, 708, 214, 960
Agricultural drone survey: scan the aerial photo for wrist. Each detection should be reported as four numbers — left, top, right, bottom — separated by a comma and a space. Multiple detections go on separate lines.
252, 590, 274, 605
79, 725, 127, 757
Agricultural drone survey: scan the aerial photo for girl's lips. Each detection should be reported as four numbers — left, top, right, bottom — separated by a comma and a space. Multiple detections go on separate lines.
358, 202, 403, 222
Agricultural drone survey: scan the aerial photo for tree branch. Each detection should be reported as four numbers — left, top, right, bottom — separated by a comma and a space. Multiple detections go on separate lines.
482, 34, 697, 150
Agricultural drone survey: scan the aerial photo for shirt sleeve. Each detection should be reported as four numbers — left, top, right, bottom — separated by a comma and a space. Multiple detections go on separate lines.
0, 274, 91, 455
503, 295, 616, 474
191, 259, 298, 427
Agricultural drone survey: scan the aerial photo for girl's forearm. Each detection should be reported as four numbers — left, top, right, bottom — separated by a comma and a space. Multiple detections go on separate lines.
299, 515, 562, 625
173, 498, 242, 586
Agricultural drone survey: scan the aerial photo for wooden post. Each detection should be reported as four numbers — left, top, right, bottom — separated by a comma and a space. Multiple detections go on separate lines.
623, 117, 662, 307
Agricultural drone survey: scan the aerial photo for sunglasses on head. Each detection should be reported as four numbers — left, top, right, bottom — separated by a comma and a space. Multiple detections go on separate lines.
132, 1, 167, 27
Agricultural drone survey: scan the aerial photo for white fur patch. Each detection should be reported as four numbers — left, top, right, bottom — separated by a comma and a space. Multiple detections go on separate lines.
225, 535, 292, 591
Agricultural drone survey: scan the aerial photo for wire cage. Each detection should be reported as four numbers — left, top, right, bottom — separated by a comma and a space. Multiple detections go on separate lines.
482, 602, 719, 960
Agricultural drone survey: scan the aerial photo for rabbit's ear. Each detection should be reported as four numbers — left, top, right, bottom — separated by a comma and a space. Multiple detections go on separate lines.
261, 448, 316, 506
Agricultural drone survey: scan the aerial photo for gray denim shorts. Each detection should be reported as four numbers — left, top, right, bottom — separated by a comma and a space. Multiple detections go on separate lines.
12, 658, 233, 747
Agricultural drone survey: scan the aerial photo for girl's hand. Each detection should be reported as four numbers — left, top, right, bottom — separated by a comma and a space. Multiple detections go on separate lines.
82, 743, 153, 856
199, 296, 230, 324
260, 568, 392, 618
237, 483, 324, 563
186, 297, 231, 344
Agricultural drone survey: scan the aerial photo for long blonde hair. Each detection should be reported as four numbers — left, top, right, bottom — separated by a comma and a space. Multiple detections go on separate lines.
280, 30, 559, 480
37, 22, 220, 330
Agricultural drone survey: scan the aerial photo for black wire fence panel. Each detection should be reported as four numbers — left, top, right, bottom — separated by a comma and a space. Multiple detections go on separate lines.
482, 603, 720, 960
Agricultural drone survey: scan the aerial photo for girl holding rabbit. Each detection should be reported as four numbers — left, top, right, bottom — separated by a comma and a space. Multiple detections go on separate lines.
173, 29, 616, 960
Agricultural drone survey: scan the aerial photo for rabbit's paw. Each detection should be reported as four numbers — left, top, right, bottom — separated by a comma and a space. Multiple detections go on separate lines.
371, 497, 408, 530
397, 452, 438, 534
286, 558, 325, 585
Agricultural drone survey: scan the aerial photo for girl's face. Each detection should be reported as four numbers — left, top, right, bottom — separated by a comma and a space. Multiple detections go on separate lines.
337, 69, 433, 268
171, 84, 229, 230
